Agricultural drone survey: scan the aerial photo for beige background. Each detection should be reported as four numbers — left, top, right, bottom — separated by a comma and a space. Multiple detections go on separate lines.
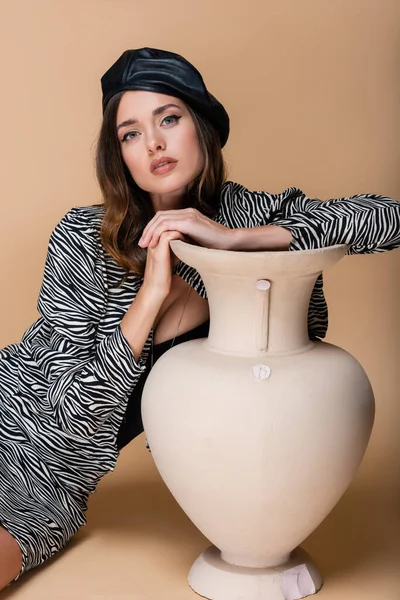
0, 0, 399, 599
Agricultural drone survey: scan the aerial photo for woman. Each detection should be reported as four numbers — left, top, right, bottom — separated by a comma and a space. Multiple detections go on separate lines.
0, 47, 399, 588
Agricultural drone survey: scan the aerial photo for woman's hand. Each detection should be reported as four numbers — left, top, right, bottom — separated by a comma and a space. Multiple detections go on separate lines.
138, 208, 234, 250
142, 230, 184, 302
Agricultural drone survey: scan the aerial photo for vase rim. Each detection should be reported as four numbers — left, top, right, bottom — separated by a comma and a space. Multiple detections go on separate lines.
170, 241, 348, 259
170, 240, 348, 278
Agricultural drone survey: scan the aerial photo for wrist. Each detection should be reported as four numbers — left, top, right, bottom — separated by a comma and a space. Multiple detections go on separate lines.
139, 280, 168, 307
221, 227, 242, 250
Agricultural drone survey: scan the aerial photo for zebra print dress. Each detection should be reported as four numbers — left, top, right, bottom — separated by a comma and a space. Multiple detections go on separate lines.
0, 180, 399, 577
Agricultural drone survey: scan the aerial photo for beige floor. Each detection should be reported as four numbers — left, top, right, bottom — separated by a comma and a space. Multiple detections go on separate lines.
2, 434, 399, 600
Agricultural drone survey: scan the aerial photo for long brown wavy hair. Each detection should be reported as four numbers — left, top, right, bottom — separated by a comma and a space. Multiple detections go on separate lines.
95, 91, 227, 281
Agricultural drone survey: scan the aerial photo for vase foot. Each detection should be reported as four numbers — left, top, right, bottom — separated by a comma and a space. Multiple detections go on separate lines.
188, 545, 322, 600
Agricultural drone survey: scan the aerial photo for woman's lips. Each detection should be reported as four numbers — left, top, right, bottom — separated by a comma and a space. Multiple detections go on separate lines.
150, 157, 178, 175
152, 161, 178, 175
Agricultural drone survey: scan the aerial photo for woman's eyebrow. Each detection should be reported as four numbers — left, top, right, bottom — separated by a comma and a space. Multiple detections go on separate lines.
153, 102, 181, 116
117, 103, 182, 131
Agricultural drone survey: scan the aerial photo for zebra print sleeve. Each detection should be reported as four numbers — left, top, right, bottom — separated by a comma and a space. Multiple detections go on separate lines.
36, 208, 147, 439
273, 192, 400, 254
229, 183, 400, 254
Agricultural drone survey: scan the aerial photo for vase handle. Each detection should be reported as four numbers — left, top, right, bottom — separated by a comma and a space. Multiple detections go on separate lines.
255, 279, 271, 352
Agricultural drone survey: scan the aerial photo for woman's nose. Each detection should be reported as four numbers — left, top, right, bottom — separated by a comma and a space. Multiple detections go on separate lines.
147, 133, 166, 154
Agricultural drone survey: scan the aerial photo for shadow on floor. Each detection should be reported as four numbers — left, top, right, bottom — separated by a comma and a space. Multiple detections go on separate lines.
302, 484, 400, 582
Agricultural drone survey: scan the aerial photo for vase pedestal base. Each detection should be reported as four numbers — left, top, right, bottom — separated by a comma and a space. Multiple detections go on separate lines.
188, 545, 322, 600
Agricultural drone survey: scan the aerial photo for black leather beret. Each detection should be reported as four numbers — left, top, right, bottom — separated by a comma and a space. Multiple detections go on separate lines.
101, 47, 230, 147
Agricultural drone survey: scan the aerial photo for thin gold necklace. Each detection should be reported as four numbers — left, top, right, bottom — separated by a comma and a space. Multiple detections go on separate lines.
151, 285, 192, 368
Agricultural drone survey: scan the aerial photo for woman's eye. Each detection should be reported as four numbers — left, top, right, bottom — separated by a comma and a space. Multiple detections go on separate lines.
161, 114, 182, 126
121, 131, 139, 142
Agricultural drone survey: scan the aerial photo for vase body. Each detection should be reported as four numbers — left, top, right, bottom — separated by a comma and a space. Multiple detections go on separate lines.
141, 242, 375, 600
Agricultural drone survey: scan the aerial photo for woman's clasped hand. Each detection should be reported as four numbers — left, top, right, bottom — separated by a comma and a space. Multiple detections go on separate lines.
141, 229, 185, 299
138, 207, 233, 250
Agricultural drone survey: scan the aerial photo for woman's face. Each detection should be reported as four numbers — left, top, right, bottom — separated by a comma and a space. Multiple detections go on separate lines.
116, 90, 203, 201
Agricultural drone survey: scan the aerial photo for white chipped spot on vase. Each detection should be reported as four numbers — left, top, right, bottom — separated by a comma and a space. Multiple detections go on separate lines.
252, 363, 271, 382
280, 563, 321, 600
255, 279, 271, 291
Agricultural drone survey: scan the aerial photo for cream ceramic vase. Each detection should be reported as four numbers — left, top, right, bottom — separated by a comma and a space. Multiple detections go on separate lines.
141, 242, 375, 600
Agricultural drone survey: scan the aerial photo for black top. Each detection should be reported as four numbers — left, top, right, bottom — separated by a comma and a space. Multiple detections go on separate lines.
116, 320, 210, 450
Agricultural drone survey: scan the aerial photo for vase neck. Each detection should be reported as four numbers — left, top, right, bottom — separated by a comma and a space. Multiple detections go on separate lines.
204, 273, 317, 356
170, 241, 347, 357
